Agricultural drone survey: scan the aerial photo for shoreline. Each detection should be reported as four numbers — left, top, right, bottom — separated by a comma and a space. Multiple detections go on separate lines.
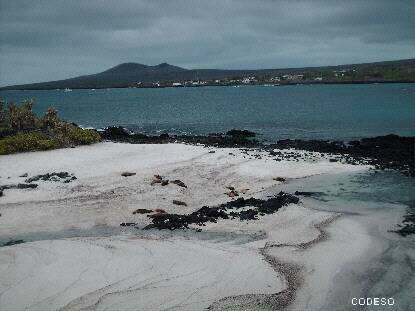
1, 79, 415, 91
0, 142, 411, 310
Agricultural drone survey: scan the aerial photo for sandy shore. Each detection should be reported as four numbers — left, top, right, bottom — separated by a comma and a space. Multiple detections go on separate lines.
0, 142, 375, 310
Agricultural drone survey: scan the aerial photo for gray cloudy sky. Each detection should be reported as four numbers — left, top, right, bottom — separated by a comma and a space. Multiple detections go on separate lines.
1, 0, 414, 86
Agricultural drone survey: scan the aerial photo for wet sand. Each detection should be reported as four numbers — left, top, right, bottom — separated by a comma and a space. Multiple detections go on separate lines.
0, 142, 379, 310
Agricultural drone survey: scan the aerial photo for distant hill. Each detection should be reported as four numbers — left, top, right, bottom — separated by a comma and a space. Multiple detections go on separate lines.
1, 58, 415, 90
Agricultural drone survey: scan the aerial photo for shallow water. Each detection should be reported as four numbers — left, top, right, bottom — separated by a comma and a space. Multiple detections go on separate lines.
277, 170, 415, 310
280, 170, 415, 211
1, 83, 415, 140
0, 225, 121, 247
0, 219, 265, 247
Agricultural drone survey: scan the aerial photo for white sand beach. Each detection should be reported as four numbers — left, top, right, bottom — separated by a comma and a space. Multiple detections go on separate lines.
0, 142, 382, 310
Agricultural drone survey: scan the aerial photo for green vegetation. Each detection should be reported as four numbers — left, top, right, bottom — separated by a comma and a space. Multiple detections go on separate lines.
0, 99, 100, 155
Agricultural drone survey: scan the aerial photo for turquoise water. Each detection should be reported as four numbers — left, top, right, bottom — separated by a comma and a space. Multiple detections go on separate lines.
277, 170, 415, 310
1, 83, 415, 140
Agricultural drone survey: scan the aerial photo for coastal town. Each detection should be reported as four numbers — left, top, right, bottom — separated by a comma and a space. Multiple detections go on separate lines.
128, 67, 393, 88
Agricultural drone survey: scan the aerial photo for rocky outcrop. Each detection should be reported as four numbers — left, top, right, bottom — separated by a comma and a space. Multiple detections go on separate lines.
25, 172, 77, 183
274, 134, 415, 177
140, 192, 299, 230
100, 127, 260, 148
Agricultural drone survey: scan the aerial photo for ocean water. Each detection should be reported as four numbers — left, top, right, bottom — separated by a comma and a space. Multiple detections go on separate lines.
1, 83, 415, 141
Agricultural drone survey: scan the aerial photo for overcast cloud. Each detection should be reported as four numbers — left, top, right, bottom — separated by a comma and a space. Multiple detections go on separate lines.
0, 0, 414, 86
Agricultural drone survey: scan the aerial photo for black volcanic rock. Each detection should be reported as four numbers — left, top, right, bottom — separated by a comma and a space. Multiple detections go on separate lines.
99, 127, 260, 148
141, 192, 299, 230
273, 134, 415, 177
25, 172, 76, 183
226, 129, 256, 137
100, 126, 134, 139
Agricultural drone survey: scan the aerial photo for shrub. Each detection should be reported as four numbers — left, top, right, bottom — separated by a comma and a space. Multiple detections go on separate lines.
0, 99, 101, 154
42, 107, 61, 129
67, 127, 101, 145
5, 100, 40, 132
0, 132, 57, 154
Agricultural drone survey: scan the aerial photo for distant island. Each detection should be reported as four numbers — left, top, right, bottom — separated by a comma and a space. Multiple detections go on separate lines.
1, 58, 415, 90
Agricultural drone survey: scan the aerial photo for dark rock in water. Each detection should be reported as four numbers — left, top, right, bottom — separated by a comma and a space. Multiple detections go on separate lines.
221, 193, 299, 214
133, 208, 153, 214
161, 180, 169, 186
19, 173, 28, 177
159, 133, 170, 139
209, 150, 215, 153
294, 191, 324, 196
120, 222, 136, 227
394, 209, 415, 236
142, 192, 299, 231
0, 189, 3, 197
226, 129, 256, 138
145, 213, 192, 230
147, 212, 167, 219
239, 209, 258, 220
144, 206, 229, 230
154, 208, 166, 214
395, 224, 415, 237
171, 180, 187, 188
100, 127, 260, 148
273, 134, 415, 177
17, 183, 38, 189
101, 126, 132, 139
2, 239, 25, 247
121, 172, 136, 177
173, 200, 187, 206
195, 206, 229, 219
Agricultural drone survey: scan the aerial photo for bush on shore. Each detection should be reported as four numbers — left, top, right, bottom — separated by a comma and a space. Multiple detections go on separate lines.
0, 99, 100, 155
